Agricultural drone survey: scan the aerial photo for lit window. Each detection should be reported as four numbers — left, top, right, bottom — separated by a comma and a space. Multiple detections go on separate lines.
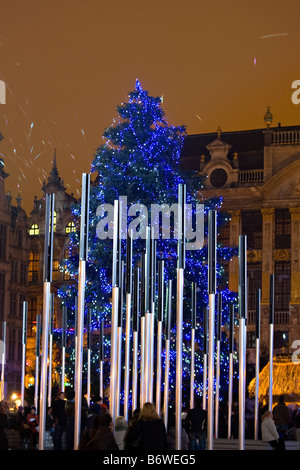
29, 224, 39, 236
52, 258, 59, 281
66, 221, 76, 233
28, 252, 39, 282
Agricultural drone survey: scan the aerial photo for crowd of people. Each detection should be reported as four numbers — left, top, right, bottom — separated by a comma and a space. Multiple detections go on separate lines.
261, 395, 300, 450
0, 391, 299, 451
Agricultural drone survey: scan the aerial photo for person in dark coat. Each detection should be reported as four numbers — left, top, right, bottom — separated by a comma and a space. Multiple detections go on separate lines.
272, 395, 291, 440
14, 406, 31, 448
124, 408, 140, 451
52, 391, 67, 450
65, 390, 75, 450
92, 413, 119, 450
127, 402, 167, 451
0, 402, 9, 450
184, 397, 207, 450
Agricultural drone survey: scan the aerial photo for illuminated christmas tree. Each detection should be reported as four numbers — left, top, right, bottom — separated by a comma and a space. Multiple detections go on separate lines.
58, 80, 238, 404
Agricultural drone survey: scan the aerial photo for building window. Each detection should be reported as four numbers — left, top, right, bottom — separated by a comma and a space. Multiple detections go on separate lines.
247, 263, 262, 310
242, 211, 262, 249
11, 260, 18, 283
210, 168, 228, 188
17, 229, 23, 248
247, 330, 256, 348
275, 209, 291, 249
28, 297, 37, 337
9, 328, 16, 361
218, 220, 230, 247
66, 221, 76, 234
52, 258, 59, 281
0, 224, 7, 260
275, 262, 291, 311
29, 224, 39, 236
19, 294, 26, 318
28, 252, 40, 283
10, 292, 17, 316
20, 263, 27, 285
63, 265, 71, 280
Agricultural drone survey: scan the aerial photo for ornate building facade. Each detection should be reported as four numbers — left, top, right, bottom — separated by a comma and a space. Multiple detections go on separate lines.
0, 133, 30, 397
27, 151, 78, 336
0, 142, 78, 397
180, 109, 300, 364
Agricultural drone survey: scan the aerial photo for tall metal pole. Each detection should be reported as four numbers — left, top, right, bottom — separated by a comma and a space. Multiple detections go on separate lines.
39, 192, 54, 450
215, 292, 222, 439
140, 254, 146, 407
74, 295, 78, 386
269, 274, 274, 412
48, 293, 54, 407
175, 183, 186, 450
0, 322, 6, 401
254, 289, 261, 440
149, 233, 156, 404
116, 261, 124, 416
99, 320, 104, 400
74, 173, 90, 450
87, 307, 92, 408
203, 307, 208, 410
34, 314, 41, 411
207, 210, 217, 450
21, 301, 28, 407
238, 235, 247, 450
124, 230, 133, 421
163, 279, 172, 431
227, 304, 234, 439
61, 306, 67, 394
132, 266, 139, 413
156, 260, 164, 415
144, 227, 151, 404
190, 282, 197, 410
110, 200, 120, 430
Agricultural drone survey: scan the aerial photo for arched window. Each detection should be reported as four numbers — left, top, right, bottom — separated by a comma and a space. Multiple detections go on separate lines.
17, 229, 23, 248
29, 224, 39, 236
65, 221, 76, 234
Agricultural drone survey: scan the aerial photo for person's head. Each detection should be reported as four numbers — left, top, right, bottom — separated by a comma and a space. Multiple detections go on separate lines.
92, 395, 102, 404
57, 391, 65, 400
139, 402, 160, 421
115, 416, 127, 430
96, 413, 113, 430
30, 406, 36, 415
262, 410, 272, 420
279, 395, 285, 404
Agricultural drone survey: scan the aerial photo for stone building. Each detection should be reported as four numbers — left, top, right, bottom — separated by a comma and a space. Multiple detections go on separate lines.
180, 108, 300, 365
0, 133, 30, 397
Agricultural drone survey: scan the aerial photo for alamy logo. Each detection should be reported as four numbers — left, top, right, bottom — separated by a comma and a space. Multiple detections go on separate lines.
291, 80, 300, 105
96, 196, 204, 250
291, 340, 300, 364
0, 81, 6, 104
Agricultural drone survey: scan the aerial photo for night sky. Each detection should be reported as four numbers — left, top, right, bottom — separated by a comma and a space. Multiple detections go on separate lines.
0, 0, 300, 213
